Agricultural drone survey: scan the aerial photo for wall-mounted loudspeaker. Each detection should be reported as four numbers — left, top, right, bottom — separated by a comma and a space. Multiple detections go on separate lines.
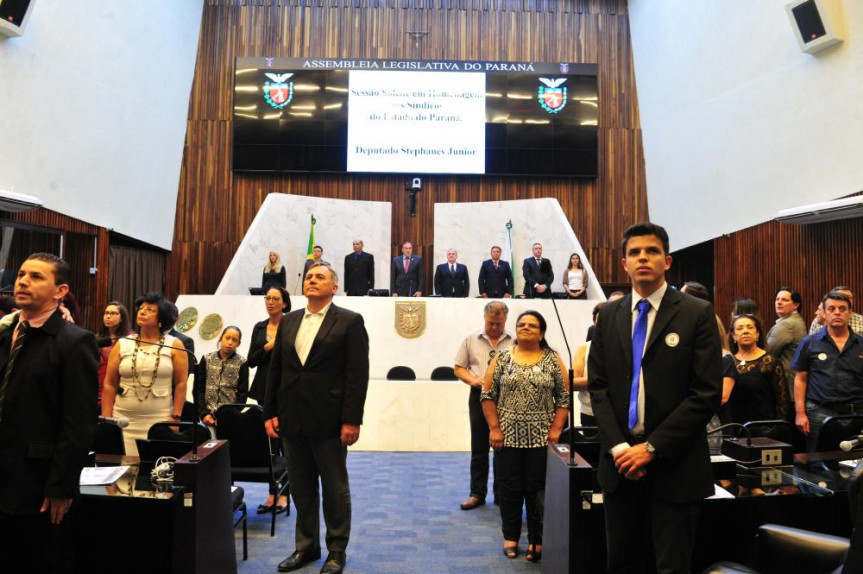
785, 0, 843, 54
0, 0, 36, 38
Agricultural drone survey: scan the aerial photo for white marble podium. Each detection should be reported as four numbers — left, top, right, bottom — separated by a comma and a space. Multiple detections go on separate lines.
175, 295, 595, 451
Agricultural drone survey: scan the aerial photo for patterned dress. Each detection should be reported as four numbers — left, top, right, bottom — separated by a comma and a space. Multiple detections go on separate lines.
482, 348, 570, 447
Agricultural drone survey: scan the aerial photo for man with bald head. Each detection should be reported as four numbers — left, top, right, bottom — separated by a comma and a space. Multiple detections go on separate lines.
343, 240, 374, 296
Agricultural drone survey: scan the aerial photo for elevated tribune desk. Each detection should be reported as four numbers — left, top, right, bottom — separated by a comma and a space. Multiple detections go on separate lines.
75, 440, 236, 573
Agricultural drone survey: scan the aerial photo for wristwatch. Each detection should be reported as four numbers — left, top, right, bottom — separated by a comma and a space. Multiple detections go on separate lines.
169, 414, 181, 421
644, 441, 657, 455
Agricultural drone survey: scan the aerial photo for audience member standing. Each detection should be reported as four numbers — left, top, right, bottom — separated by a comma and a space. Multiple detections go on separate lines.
391, 241, 424, 297
727, 314, 788, 425
793, 291, 863, 451
453, 301, 515, 511
808, 286, 863, 335
0, 253, 98, 573
522, 243, 553, 299
97, 302, 131, 405
482, 310, 569, 562
766, 286, 806, 412
264, 263, 369, 574
572, 302, 603, 426
588, 222, 722, 573
343, 239, 374, 296
434, 248, 470, 297
194, 326, 249, 427
478, 246, 513, 299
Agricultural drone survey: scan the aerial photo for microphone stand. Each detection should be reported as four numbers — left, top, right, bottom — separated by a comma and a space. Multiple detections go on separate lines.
550, 297, 577, 465
118, 335, 202, 462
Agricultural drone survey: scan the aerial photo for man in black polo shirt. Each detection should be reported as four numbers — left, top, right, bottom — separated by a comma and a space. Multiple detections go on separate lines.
793, 290, 863, 451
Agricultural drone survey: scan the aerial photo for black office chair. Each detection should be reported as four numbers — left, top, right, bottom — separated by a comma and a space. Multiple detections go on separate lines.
93, 421, 125, 455
816, 415, 863, 453
231, 486, 248, 561
387, 366, 416, 380
744, 420, 807, 454
702, 461, 863, 574
430, 366, 457, 381
147, 421, 211, 446
180, 400, 197, 423
214, 403, 289, 537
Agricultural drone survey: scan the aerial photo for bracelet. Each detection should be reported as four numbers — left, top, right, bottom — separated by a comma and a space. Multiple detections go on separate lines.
170, 414, 181, 421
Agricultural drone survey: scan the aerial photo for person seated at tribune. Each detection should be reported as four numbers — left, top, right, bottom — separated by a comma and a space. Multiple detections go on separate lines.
434, 248, 470, 297
478, 246, 513, 299
303, 245, 330, 275
391, 241, 424, 297
522, 243, 553, 299
262, 251, 286, 290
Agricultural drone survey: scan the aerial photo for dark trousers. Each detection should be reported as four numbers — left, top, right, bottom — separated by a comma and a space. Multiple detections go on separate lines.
283, 434, 351, 553
0, 507, 74, 574
469, 387, 497, 501
603, 478, 701, 574
580, 412, 596, 427
496, 446, 547, 544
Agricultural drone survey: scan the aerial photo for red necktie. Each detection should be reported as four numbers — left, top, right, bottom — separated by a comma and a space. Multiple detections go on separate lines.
404, 258, 409, 272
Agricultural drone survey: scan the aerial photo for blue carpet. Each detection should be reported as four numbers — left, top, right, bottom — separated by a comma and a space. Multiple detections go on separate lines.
236, 452, 541, 573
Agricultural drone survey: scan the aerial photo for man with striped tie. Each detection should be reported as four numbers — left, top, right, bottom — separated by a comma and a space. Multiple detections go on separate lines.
0, 253, 98, 573
588, 223, 722, 574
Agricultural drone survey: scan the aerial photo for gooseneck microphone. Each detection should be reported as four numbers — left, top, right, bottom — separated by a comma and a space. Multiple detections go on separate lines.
549, 296, 576, 465
98, 415, 130, 428
840, 435, 863, 452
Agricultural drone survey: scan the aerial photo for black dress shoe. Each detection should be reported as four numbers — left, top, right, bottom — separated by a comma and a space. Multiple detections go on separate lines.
278, 549, 322, 572
320, 551, 346, 574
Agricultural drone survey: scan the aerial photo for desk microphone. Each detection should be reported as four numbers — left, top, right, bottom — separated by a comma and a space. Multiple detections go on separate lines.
839, 435, 863, 452
98, 415, 130, 428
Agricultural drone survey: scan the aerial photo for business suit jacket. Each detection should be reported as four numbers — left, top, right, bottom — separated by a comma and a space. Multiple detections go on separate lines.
343, 251, 375, 296
0, 310, 99, 514
478, 259, 513, 298
522, 257, 554, 297
303, 259, 331, 274
169, 327, 196, 369
433, 263, 470, 297
246, 319, 272, 403
587, 288, 722, 504
263, 304, 369, 439
391, 255, 424, 296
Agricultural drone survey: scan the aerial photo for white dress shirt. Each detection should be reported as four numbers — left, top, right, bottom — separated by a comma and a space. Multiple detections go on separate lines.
294, 302, 332, 365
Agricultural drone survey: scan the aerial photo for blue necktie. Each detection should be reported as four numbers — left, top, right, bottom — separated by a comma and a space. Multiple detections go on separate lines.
629, 299, 651, 430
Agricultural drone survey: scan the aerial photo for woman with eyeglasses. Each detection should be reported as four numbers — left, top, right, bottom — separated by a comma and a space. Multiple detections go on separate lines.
97, 302, 132, 405
246, 285, 291, 514
727, 314, 789, 425
482, 310, 570, 563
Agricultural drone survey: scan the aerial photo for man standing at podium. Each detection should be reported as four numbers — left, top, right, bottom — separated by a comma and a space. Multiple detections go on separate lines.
434, 248, 470, 297
343, 239, 374, 296
588, 223, 721, 574
0, 253, 99, 573
265, 262, 370, 574
391, 241, 424, 297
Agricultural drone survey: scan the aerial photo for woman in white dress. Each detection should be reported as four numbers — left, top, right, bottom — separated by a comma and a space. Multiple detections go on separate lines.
101, 293, 188, 456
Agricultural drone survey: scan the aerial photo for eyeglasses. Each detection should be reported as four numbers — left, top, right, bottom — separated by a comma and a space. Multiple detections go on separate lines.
264, 296, 282, 302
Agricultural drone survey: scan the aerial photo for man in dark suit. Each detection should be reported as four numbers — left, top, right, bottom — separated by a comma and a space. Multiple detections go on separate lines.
588, 222, 721, 574
264, 262, 369, 574
433, 248, 470, 297
166, 300, 195, 371
390, 241, 424, 297
343, 239, 374, 296
0, 253, 98, 573
477, 246, 513, 299
522, 242, 554, 298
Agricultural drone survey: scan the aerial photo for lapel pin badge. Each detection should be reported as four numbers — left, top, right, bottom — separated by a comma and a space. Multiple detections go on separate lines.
665, 333, 680, 348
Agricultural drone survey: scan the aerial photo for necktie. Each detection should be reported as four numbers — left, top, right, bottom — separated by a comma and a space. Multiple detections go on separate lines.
494, 261, 498, 270
629, 300, 650, 430
450, 264, 455, 276
0, 320, 29, 421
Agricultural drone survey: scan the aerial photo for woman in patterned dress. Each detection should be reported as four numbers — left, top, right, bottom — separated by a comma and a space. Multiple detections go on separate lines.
482, 310, 570, 563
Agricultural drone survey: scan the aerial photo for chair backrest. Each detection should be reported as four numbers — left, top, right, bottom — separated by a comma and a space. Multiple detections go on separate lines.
93, 421, 125, 455
816, 415, 863, 453
180, 400, 197, 422
430, 366, 457, 381
214, 404, 275, 468
387, 366, 416, 380
147, 421, 210, 446
743, 420, 807, 453
844, 461, 863, 572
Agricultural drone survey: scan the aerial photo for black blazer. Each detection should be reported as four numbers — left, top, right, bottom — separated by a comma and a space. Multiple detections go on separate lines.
263, 304, 369, 439
478, 259, 513, 298
391, 255, 424, 296
262, 266, 286, 290
522, 257, 554, 297
433, 263, 470, 297
343, 251, 375, 296
587, 288, 722, 503
169, 328, 196, 369
246, 319, 272, 403
0, 310, 98, 514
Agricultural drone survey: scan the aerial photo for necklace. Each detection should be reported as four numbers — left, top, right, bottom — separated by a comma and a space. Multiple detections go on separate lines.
736, 348, 761, 366
130, 334, 165, 401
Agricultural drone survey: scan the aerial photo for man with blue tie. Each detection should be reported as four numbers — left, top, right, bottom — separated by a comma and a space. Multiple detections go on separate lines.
588, 222, 721, 574
390, 241, 424, 297
478, 246, 513, 299
433, 248, 470, 297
